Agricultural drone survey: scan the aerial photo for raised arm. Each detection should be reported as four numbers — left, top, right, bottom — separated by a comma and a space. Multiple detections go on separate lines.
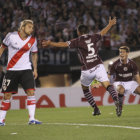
42, 40, 68, 48
100, 17, 116, 36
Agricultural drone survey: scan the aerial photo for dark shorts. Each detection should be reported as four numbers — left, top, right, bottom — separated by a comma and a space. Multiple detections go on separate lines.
1, 70, 35, 94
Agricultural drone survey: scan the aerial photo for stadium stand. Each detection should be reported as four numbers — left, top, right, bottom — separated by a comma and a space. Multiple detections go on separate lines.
0, 0, 140, 86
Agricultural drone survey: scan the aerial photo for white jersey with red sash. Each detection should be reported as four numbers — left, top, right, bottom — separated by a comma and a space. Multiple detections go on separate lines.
2, 31, 38, 70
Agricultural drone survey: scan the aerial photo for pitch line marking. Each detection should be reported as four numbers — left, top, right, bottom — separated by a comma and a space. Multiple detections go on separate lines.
6, 122, 140, 130
46, 122, 140, 130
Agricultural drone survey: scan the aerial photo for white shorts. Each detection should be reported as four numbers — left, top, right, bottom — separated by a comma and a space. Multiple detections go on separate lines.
80, 64, 109, 86
113, 81, 139, 96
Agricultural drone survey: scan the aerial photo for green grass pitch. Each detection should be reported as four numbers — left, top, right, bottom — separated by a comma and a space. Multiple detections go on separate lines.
0, 105, 140, 140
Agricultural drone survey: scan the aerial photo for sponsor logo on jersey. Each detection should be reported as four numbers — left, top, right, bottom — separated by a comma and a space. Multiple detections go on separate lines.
12, 45, 20, 50
119, 73, 132, 77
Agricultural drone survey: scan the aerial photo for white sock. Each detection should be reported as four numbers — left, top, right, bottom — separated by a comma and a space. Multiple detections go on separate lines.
0, 100, 10, 123
0, 110, 7, 123
27, 96, 36, 121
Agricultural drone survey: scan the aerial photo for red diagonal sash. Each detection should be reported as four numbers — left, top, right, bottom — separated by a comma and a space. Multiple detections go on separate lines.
7, 37, 35, 70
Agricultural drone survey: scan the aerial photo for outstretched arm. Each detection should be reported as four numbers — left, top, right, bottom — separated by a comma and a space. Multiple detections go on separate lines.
42, 40, 68, 48
100, 17, 116, 36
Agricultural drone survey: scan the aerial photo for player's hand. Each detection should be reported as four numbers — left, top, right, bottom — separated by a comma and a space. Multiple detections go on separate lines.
42, 40, 51, 48
109, 17, 116, 26
33, 69, 38, 79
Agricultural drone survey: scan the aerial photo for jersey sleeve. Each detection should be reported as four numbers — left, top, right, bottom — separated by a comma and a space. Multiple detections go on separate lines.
31, 38, 38, 53
67, 38, 78, 49
132, 61, 139, 75
2, 33, 11, 48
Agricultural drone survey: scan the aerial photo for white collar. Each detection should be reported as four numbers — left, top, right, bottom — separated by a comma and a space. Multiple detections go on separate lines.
120, 58, 129, 64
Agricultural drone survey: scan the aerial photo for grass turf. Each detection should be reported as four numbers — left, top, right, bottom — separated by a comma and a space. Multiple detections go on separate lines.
0, 105, 140, 140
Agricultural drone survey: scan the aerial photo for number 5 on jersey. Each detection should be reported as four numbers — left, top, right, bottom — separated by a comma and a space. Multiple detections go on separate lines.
87, 43, 97, 57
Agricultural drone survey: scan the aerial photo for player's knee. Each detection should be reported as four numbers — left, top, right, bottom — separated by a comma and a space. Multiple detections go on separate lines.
135, 86, 140, 95
81, 84, 89, 92
117, 85, 125, 94
101, 81, 110, 88
4, 93, 12, 100
26, 90, 35, 96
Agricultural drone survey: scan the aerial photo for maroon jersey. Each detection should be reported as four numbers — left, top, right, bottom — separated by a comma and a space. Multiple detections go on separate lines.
67, 34, 102, 70
109, 59, 139, 82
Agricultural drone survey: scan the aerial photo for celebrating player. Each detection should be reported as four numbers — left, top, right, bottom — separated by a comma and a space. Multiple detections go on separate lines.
42, 17, 121, 116
108, 46, 140, 116
0, 19, 42, 126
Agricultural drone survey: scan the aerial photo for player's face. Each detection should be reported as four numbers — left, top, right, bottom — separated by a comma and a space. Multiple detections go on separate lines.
24, 23, 34, 36
119, 49, 128, 61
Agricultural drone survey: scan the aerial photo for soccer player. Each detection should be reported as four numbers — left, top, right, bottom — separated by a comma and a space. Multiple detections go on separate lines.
109, 46, 140, 116
0, 19, 42, 126
42, 17, 121, 116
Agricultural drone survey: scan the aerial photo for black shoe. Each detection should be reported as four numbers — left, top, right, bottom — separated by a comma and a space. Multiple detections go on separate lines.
118, 101, 123, 116
92, 107, 101, 116
115, 100, 121, 117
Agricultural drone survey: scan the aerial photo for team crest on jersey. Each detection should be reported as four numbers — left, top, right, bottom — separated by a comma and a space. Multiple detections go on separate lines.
28, 43, 31, 48
123, 67, 128, 71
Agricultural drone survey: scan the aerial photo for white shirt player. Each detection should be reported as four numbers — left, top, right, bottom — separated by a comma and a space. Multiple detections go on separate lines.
2, 31, 38, 71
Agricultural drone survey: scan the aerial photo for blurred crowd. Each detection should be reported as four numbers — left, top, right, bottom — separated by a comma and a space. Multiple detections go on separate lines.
0, 0, 140, 50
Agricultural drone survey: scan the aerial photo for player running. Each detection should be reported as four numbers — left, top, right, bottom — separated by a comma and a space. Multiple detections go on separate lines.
42, 17, 121, 117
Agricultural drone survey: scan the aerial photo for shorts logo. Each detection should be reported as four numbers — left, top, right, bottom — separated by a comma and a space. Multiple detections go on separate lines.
28, 43, 31, 48
123, 67, 128, 71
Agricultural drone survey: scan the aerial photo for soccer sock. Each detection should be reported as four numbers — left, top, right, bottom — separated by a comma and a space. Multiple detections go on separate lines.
0, 100, 11, 123
107, 85, 118, 101
27, 96, 36, 121
118, 94, 124, 107
82, 88, 97, 109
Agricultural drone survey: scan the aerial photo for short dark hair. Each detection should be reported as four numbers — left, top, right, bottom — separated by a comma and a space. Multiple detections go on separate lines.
119, 46, 130, 52
77, 24, 89, 34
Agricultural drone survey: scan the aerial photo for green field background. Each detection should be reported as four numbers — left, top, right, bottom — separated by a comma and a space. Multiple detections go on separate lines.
0, 105, 140, 140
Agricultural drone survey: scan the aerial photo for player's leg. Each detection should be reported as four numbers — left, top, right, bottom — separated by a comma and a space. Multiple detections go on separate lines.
26, 90, 41, 124
95, 64, 120, 116
80, 70, 101, 116
95, 64, 118, 102
20, 70, 42, 124
134, 86, 140, 95
0, 93, 12, 126
102, 81, 119, 101
81, 84, 101, 115
116, 85, 125, 104
115, 85, 125, 116
101, 81, 121, 116
0, 71, 18, 126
